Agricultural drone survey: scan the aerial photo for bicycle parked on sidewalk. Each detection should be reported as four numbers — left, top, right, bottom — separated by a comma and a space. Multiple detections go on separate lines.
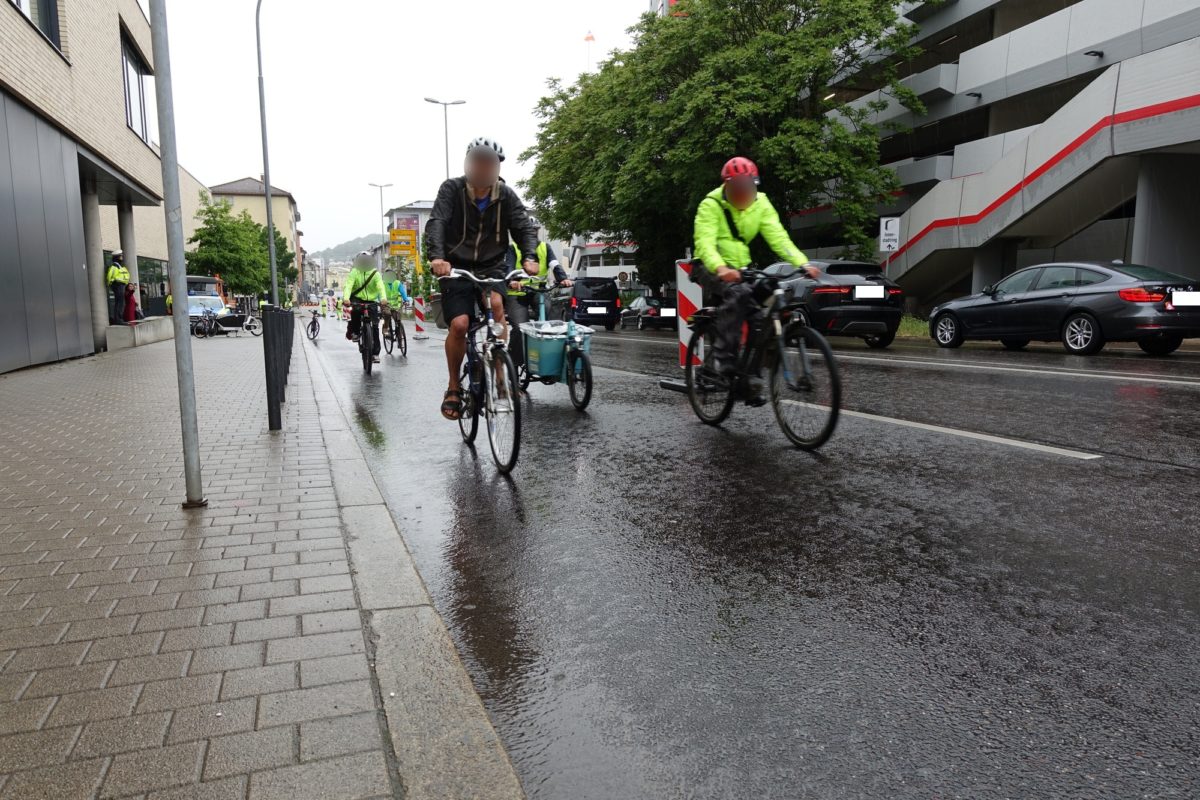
439, 269, 523, 474
685, 266, 841, 450
306, 309, 320, 340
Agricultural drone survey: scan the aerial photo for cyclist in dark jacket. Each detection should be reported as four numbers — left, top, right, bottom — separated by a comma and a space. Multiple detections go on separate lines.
427, 137, 539, 420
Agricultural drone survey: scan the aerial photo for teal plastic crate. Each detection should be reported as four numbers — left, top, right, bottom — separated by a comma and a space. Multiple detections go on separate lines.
521, 321, 592, 379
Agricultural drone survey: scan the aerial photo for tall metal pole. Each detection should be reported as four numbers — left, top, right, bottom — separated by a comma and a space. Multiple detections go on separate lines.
369, 183, 392, 271
442, 104, 449, 180
148, 0, 206, 508
256, 0, 279, 305
425, 98, 465, 181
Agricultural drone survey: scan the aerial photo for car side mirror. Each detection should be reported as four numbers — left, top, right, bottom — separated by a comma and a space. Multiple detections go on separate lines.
982, 285, 997, 296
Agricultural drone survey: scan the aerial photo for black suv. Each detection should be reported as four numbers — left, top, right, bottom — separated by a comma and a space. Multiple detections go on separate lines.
556, 278, 622, 331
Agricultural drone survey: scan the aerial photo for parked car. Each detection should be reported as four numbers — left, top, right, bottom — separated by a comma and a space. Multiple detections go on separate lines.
620, 295, 677, 330
928, 261, 1200, 355
766, 259, 904, 348
558, 277, 621, 331
186, 295, 230, 321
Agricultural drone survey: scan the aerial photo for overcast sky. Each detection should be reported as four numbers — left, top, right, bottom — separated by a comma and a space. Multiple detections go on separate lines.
165, 0, 650, 252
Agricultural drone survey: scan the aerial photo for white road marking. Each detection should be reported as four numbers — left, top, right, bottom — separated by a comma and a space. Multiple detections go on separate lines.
597, 364, 1104, 461
831, 406, 1102, 460
837, 353, 1200, 388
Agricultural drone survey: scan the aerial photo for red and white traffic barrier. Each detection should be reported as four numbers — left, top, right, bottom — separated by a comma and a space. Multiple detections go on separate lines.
413, 296, 428, 340
676, 259, 703, 368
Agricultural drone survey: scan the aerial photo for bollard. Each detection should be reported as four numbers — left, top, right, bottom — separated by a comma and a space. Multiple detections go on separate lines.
413, 296, 428, 340
262, 305, 282, 431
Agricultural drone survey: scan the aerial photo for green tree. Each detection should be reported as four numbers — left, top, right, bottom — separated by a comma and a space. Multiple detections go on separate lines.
186, 192, 268, 295
187, 192, 298, 296
521, 0, 922, 288
261, 224, 296, 287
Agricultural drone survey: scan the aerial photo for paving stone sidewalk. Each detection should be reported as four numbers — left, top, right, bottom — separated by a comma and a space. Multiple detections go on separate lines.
0, 329, 520, 800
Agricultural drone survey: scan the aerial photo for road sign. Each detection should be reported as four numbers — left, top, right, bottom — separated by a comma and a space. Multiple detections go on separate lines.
618, 271, 629, 283
879, 217, 901, 252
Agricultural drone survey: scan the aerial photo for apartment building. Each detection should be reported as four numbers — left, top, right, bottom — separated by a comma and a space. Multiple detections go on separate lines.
210, 177, 304, 294
0, 0, 212, 372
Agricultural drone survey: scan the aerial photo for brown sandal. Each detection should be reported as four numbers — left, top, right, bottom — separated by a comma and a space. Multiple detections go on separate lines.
440, 390, 464, 421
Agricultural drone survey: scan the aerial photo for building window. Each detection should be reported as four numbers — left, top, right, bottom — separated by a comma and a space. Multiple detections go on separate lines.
122, 36, 158, 145
10, 0, 61, 47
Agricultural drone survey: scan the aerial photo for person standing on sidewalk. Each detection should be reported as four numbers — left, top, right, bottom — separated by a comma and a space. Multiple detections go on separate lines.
106, 251, 130, 324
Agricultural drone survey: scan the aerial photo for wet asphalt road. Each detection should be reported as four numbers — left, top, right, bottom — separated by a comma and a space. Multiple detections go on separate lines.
307, 318, 1200, 799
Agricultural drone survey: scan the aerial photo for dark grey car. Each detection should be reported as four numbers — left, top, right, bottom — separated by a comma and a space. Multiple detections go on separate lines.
929, 261, 1200, 355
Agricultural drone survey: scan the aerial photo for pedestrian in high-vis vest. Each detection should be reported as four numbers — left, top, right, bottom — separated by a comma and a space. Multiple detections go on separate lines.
504, 240, 572, 371
106, 252, 130, 324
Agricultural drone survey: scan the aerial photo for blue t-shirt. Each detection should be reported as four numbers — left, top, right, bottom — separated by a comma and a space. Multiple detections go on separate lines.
475, 196, 491, 213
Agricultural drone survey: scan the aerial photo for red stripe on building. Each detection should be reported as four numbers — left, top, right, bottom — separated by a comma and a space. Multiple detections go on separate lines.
883, 93, 1200, 268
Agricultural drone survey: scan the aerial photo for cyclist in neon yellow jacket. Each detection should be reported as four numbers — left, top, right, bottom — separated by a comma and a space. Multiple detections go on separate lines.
382, 279, 409, 342
343, 251, 386, 359
693, 157, 819, 382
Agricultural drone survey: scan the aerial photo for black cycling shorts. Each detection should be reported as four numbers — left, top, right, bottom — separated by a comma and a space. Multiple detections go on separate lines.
441, 268, 505, 324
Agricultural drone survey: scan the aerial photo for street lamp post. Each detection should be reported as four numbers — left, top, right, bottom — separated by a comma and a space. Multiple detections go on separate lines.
424, 97, 465, 180
368, 182, 392, 271
256, 0, 279, 305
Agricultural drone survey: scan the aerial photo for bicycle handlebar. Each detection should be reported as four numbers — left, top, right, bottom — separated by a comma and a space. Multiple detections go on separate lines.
439, 268, 526, 287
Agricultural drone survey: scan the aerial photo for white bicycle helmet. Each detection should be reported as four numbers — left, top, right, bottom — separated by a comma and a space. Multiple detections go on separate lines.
466, 136, 505, 162
354, 250, 373, 265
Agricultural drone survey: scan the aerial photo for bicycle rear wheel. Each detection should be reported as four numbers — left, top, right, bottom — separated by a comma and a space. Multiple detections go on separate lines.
770, 324, 841, 450
382, 324, 394, 354
246, 316, 263, 336
486, 347, 521, 474
685, 322, 734, 425
567, 349, 592, 411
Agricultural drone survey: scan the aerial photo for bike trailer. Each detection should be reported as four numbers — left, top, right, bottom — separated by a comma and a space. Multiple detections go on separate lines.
520, 320, 592, 379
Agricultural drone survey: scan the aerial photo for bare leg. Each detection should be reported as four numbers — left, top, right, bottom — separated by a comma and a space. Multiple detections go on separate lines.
446, 315, 469, 392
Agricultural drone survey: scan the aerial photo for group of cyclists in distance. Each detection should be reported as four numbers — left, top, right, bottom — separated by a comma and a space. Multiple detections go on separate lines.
339, 135, 822, 424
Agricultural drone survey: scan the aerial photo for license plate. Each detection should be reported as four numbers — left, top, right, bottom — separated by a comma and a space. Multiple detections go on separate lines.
1171, 290, 1200, 306
660, 308, 677, 317
587, 306, 607, 314
854, 285, 886, 300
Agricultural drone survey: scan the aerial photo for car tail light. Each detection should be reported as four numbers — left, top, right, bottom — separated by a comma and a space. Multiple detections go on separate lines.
647, 307, 658, 316
812, 287, 851, 295
888, 288, 903, 296
616, 298, 622, 309
571, 297, 578, 308
1118, 287, 1166, 302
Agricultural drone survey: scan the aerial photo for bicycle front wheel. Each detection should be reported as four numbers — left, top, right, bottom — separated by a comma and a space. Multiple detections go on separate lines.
361, 325, 374, 374
770, 325, 841, 450
382, 324, 394, 354
685, 322, 734, 426
306, 320, 319, 340
397, 323, 407, 357
458, 363, 479, 444
246, 316, 263, 336
567, 349, 592, 411
486, 347, 521, 474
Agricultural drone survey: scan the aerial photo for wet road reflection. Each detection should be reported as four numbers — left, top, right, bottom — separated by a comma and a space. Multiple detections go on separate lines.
309, 319, 1200, 799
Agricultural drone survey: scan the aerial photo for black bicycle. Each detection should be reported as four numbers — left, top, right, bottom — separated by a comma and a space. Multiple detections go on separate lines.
382, 306, 407, 357
439, 269, 523, 474
685, 267, 841, 449
306, 309, 320, 340
352, 301, 381, 374
191, 308, 218, 338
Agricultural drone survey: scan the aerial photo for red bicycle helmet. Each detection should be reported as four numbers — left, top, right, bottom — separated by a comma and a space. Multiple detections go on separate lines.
721, 156, 760, 182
